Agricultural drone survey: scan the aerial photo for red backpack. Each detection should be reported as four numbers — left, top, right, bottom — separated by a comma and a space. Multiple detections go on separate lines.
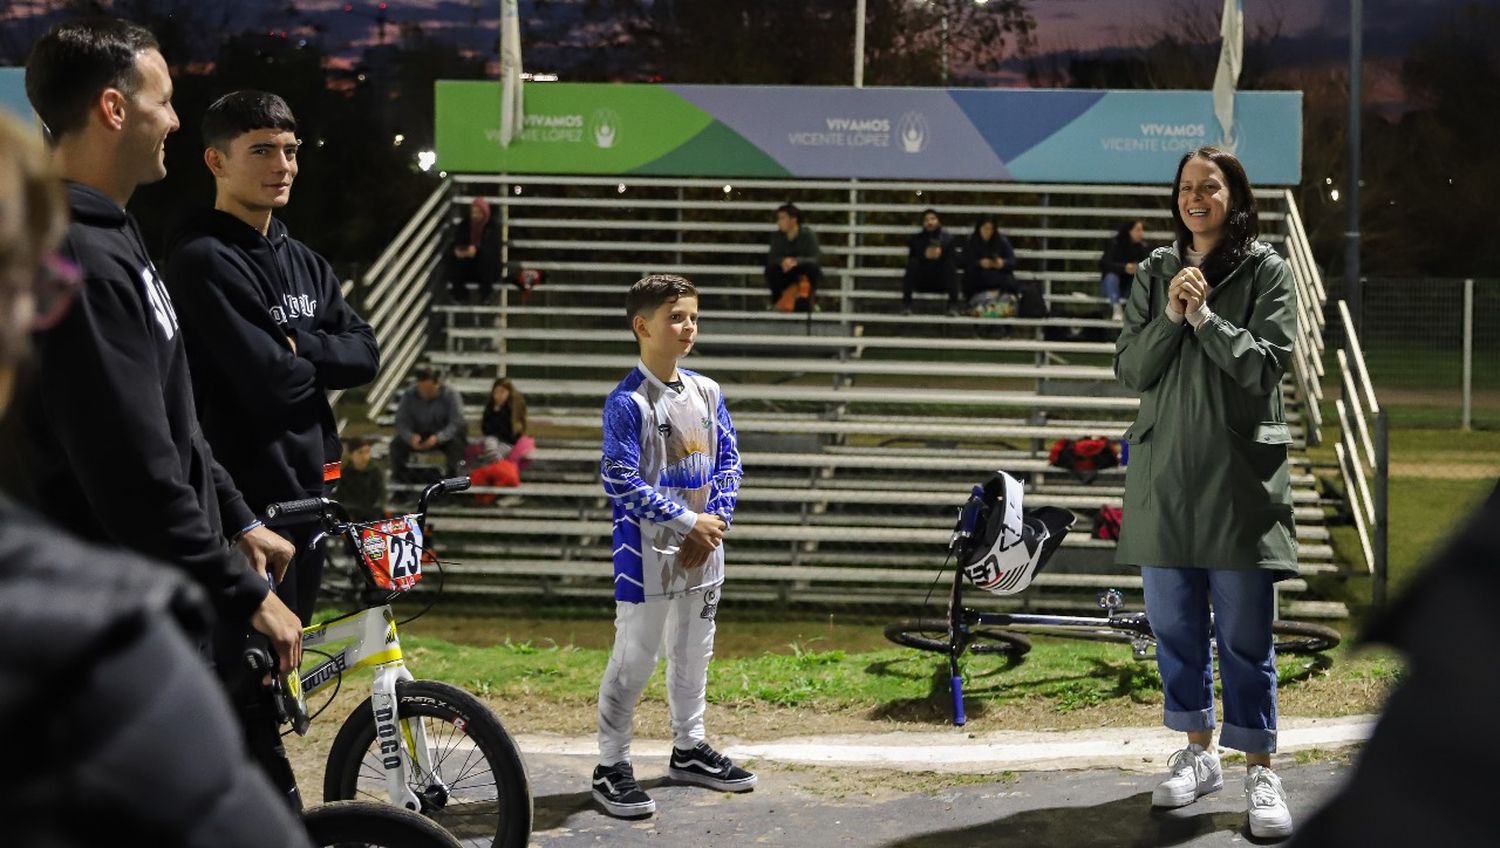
1093, 505, 1124, 541
1048, 437, 1119, 484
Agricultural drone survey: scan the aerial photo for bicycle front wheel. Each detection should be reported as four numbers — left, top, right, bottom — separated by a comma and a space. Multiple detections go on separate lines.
324, 680, 532, 848
1272, 620, 1342, 655
885, 618, 1032, 657
304, 800, 462, 848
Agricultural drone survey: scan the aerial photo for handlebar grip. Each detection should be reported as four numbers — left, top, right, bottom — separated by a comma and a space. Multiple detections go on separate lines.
265, 497, 326, 521
243, 635, 276, 674
439, 476, 471, 494
958, 485, 986, 536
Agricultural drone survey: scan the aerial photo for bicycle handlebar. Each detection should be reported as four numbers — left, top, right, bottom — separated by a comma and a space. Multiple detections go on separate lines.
265, 497, 328, 521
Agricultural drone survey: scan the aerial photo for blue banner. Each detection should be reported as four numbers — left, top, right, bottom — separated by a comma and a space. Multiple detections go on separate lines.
437, 82, 1304, 185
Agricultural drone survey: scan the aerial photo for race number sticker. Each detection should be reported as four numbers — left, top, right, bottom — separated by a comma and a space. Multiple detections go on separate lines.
357, 515, 426, 591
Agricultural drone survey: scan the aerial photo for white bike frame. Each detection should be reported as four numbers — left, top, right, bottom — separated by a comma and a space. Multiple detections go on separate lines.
297, 604, 444, 813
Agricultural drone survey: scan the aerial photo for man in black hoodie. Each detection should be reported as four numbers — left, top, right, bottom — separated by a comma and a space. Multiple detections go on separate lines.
16, 17, 305, 805
902, 208, 961, 315
166, 91, 379, 625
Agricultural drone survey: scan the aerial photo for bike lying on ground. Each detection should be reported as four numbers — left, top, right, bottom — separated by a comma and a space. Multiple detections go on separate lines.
883, 472, 1342, 726
265, 478, 533, 848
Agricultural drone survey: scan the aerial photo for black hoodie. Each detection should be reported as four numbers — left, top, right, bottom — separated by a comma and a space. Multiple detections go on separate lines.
12, 183, 267, 623
165, 209, 379, 513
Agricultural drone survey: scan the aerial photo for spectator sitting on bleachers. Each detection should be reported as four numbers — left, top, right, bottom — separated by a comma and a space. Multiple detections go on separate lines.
764, 202, 821, 310
1099, 219, 1149, 321
450, 196, 500, 304
337, 436, 386, 521
962, 215, 1018, 309
391, 367, 467, 480
480, 376, 535, 469
902, 208, 961, 315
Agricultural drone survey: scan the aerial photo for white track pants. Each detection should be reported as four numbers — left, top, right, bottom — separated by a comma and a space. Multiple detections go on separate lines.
597, 587, 720, 766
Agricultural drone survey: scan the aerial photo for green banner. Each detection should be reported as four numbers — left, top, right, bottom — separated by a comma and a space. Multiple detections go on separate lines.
435, 82, 788, 176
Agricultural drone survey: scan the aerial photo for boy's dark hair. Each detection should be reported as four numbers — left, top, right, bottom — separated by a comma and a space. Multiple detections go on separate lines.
775, 203, 800, 222
921, 208, 940, 219
413, 367, 439, 383
25, 17, 160, 146
344, 435, 378, 450
201, 90, 297, 152
626, 274, 697, 327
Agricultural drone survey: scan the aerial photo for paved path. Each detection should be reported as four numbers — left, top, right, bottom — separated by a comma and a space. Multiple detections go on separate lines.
515, 716, 1373, 847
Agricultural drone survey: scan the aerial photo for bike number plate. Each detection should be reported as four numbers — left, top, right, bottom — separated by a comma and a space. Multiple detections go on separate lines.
357, 515, 425, 591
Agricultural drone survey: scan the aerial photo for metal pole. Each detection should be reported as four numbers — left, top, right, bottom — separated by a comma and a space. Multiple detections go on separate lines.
853, 0, 866, 87
1345, 0, 1363, 328
940, 13, 950, 86
1372, 408, 1389, 606
1463, 277, 1474, 431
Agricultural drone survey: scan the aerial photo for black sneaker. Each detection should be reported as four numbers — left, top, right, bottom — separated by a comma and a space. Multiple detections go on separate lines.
592, 762, 655, 818
668, 742, 758, 792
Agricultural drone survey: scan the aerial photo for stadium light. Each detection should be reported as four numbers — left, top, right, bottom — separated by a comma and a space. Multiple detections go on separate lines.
416, 150, 436, 172
722, 184, 732, 194
1330, 189, 1340, 202
393, 133, 404, 146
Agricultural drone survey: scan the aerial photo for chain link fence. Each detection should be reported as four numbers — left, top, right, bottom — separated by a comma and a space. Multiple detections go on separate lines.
1340, 277, 1500, 431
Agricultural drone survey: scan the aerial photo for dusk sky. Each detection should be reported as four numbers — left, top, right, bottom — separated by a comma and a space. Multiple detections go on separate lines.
0, 0, 1485, 72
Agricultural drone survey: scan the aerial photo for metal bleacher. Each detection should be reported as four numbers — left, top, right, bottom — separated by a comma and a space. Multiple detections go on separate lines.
350, 174, 1340, 619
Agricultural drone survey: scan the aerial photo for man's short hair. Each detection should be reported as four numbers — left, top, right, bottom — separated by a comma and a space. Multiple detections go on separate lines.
201, 90, 297, 152
775, 203, 800, 222
626, 274, 697, 326
25, 17, 160, 146
921, 208, 939, 219
413, 367, 440, 383
344, 435, 378, 451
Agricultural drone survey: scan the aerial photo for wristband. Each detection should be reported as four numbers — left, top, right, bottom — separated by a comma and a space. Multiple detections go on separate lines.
233, 518, 264, 545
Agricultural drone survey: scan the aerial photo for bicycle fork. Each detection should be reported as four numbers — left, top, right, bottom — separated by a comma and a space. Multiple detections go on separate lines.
370, 663, 447, 814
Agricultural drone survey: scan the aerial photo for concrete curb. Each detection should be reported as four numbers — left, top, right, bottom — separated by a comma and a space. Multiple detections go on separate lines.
514, 714, 1377, 774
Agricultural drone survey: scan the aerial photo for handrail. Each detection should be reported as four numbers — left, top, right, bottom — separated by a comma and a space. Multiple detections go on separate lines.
1336, 300, 1380, 414
363, 180, 450, 295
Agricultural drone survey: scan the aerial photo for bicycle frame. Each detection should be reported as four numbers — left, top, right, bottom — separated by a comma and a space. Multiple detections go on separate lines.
298, 604, 437, 814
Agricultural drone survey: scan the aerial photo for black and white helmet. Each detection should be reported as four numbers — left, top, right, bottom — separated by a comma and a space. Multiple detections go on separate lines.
959, 471, 1076, 596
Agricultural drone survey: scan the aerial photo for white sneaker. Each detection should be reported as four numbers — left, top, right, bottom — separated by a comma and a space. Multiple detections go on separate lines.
1111, 303, 1124, 321
1245, 765, 1293, 838
1152, 744, 1223, 808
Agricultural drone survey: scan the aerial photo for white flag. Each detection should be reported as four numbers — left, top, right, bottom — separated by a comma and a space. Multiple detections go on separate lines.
499, 0, 524, 147
1213, 0, 1243, 151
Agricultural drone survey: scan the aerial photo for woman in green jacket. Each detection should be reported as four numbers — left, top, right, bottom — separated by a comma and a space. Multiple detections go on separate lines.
1114, 146, 1299, 840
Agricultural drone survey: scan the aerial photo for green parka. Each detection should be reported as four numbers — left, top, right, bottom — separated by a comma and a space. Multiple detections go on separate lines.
1113, 241, 1299, 576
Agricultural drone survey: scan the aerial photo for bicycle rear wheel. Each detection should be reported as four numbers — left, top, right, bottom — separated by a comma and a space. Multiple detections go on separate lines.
884, 618, 1032, 657
324, 680, 532, 848
304, 800, 461, 848
1272, 620, 1341, 655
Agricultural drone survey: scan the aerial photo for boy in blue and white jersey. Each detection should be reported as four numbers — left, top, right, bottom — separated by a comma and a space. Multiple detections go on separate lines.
591, 274, 754, 819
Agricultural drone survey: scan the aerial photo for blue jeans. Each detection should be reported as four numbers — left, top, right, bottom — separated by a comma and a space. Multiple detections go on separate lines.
1141, 566, 1279, 753
1100, 271, 1124, 305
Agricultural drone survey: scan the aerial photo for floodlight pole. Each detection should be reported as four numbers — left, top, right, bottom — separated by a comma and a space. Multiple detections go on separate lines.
854, 0, 866, 87
1345, 0, 1363, 328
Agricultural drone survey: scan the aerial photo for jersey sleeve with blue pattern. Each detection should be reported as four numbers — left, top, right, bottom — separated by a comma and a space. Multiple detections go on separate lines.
705, 392, 741, 526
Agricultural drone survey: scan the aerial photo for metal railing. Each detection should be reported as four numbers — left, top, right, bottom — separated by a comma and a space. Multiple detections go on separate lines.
1280, 189, 1328, 447
360, 180, 454, 419
1334, 299, 1389, 602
